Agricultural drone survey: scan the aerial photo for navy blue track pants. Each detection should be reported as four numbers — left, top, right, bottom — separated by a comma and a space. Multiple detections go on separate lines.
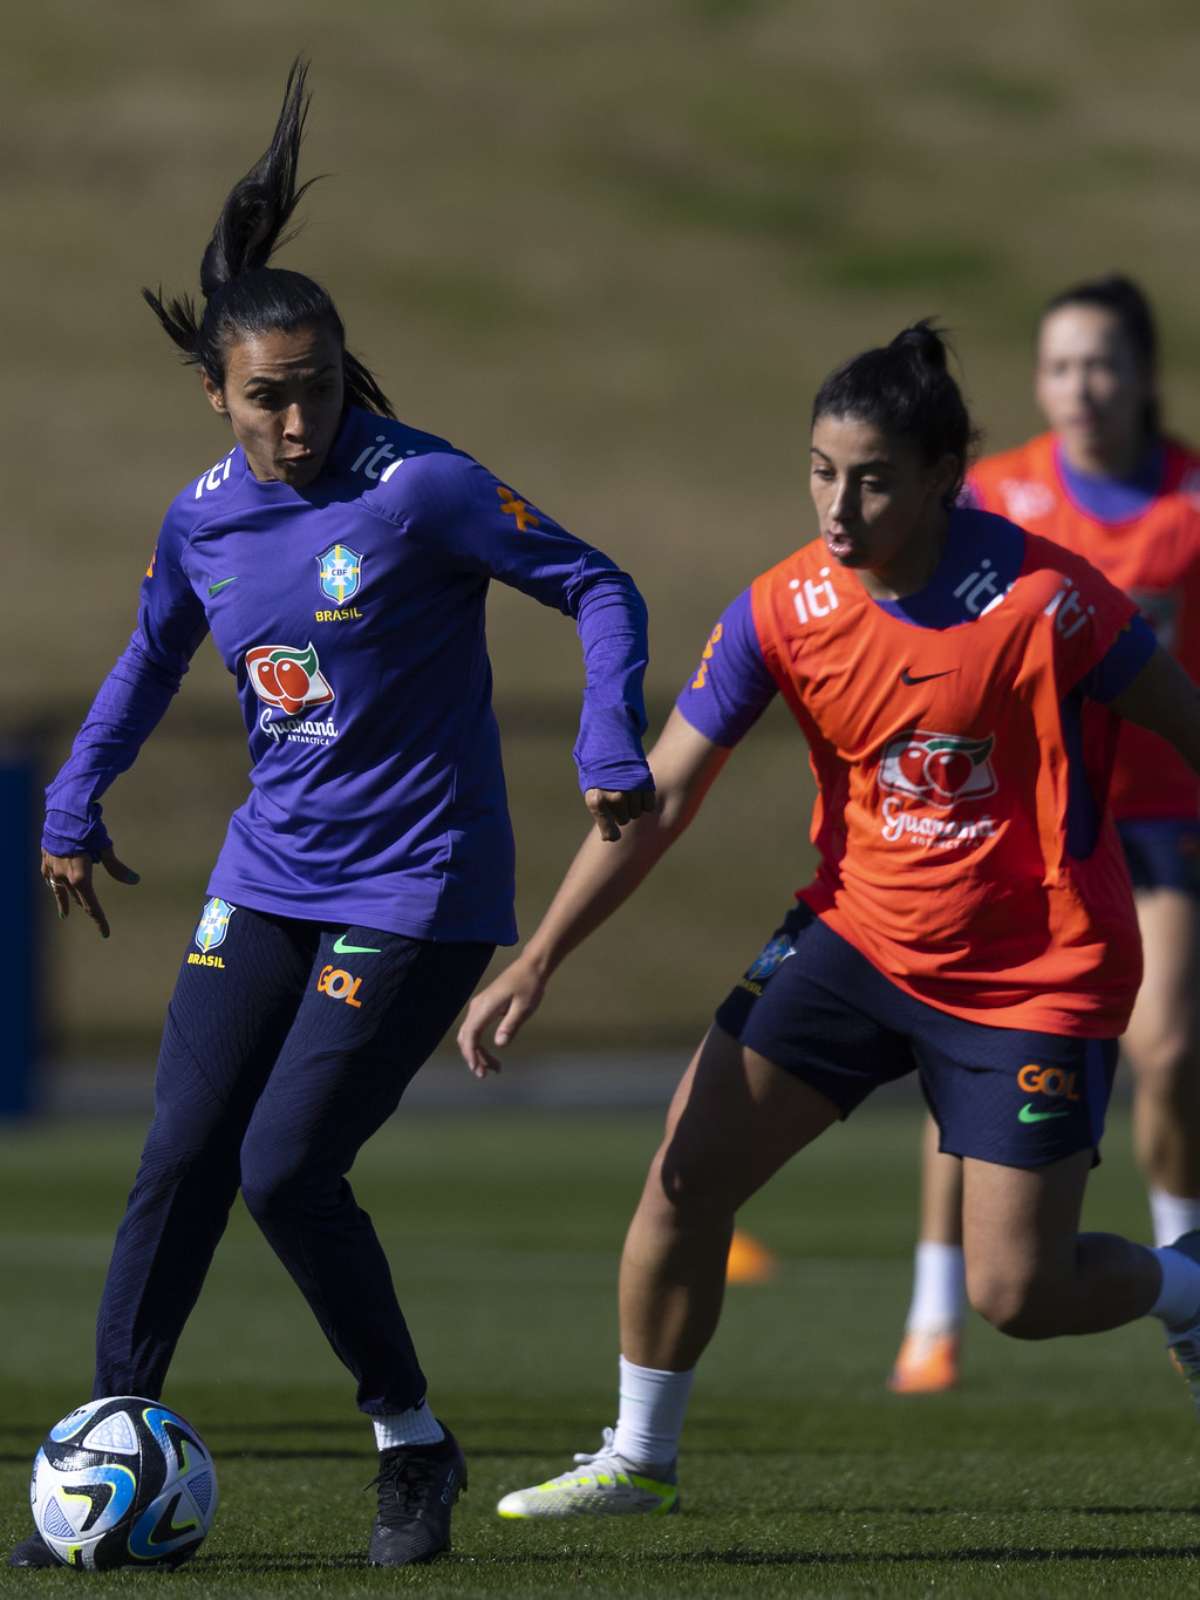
93, 902, 493, 1414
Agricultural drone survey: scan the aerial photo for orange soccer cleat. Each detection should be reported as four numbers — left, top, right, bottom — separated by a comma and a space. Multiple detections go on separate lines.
886, 1329, 961, 1395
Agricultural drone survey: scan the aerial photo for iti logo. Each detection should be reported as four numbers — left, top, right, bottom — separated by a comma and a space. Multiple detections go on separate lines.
317, 544, 362, 605
879, 730, 997, 811
245, 643, 335, 717
195, 897, 235, 953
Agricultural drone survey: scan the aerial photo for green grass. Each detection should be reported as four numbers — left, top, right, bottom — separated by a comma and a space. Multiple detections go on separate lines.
1, 1103, 1198, 1596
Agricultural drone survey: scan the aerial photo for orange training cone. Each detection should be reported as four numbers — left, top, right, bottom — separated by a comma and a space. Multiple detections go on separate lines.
726, 1229, 778, 1284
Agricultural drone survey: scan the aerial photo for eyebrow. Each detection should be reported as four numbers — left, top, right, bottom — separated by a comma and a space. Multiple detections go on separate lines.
243, 364, 338, 388
810, 448, 893, 469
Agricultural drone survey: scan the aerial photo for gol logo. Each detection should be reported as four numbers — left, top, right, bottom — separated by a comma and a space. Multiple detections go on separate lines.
317, 965, 364, 1009
1017, 1064, 1079, 1101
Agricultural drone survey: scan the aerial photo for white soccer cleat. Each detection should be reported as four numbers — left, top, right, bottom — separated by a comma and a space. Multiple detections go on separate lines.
496, 1428, 679, 1518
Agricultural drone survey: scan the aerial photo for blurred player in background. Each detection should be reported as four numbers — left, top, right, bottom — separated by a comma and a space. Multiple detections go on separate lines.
460, 322, 1200, 1519
890, 276, 1200, 1396
17, 61, 654, 1569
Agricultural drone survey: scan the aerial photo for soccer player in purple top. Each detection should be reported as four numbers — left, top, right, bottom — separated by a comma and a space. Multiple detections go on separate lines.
16, 62, 653, 1570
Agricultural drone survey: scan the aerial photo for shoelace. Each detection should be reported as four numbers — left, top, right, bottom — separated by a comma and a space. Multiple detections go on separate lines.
572, 1425, 621, 1467
367, 1452, 446, 1525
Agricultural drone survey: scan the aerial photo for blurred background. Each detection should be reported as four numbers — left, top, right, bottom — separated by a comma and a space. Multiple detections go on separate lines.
7, 0, 1200, 1091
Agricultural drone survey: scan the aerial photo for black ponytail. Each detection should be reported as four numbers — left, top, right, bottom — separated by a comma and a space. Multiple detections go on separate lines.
143, 58, 395, 419
811, 320, 977, 506
1040, 273, 1160, 439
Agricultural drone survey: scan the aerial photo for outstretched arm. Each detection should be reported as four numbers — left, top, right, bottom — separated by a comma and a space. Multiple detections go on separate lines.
42, 511, 208, 937
1111, 645, 1200, 770
395, 454, 655, 838
457, 710, 729, 1075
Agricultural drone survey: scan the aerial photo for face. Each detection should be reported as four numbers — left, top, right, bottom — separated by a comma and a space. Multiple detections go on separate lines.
809, 414, 958, 578
203, 323, 345, 487
1035, 305, 1153, 465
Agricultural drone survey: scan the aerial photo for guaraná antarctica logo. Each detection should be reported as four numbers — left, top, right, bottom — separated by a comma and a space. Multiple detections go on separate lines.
316, 544, 362, 605
244, 642, 340, 747
878, 729, 998, 811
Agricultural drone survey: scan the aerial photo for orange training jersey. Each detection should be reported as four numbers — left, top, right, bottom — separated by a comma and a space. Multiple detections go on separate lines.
970, 434, 1200, 822
677, 512, 1155, 1036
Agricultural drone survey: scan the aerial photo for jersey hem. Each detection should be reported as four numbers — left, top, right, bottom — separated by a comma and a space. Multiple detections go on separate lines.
205, 876, 517, 946
806, 899, 1136, 1039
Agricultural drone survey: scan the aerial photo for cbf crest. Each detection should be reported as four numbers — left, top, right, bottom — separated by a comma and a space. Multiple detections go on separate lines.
317, 544, 362, 605
195, 897, 235, 953
745, 934, 794, 984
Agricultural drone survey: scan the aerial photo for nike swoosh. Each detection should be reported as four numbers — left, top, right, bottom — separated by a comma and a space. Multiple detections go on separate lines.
208, 576, 239, 596
900, 668, 957, 685
333, 934, 381, 955
1018, 1104, 1070, 1124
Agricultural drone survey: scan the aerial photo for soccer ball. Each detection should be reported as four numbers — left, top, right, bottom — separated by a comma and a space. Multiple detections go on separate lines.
30, 1396, 218, 1569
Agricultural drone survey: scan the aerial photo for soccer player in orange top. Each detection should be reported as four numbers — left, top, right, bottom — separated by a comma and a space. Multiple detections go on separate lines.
890, 277, 1200, 1397
458, 322, 1200, 1519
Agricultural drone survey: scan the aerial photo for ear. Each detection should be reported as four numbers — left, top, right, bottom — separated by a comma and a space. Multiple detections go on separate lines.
201, 371, 228, 416
932, 451, 961, 505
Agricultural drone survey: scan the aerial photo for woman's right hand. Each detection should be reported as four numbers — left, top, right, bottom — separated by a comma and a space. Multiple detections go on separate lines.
457, 958, 547, 1079
41, 847, 141, 940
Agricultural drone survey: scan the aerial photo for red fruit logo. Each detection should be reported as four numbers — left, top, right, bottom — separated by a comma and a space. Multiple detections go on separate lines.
879, 730, 996, 811
245, 643, 334, 717
924, 748, 973, 798
897, 743, 928, 790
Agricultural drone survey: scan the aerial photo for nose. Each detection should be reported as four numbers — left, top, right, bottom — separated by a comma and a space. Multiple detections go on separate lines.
282, 404, 313, 443
829, 479, 856, 525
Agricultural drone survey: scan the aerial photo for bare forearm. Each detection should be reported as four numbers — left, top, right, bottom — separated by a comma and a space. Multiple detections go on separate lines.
522, 814, 675, 978
1113, 648, 1200, 771
523, 732, 730, 977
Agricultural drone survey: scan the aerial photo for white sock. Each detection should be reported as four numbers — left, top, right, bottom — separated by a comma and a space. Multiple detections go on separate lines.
1150, 1244, 1200, 1330
612, 1356, 694, 1472
1149, 1189, 1200, 1249
904, 1241, 966, 1335
372, 1400, 445, 1451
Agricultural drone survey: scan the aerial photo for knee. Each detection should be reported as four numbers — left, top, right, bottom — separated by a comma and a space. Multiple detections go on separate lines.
240, 1144, 309, 1224
649, 1140, 738, 1226
1131, 1032, 1199, 1106
966, 1265, 1061, 1340
134, 1113, 237, 1193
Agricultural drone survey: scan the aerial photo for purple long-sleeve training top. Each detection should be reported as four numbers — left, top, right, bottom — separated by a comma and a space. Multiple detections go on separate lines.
43, 406, 653, 945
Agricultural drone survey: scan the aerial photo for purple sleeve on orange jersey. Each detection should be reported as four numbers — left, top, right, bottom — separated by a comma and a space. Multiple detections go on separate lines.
675, 589, 777, 748
1079, 613, 1158, 703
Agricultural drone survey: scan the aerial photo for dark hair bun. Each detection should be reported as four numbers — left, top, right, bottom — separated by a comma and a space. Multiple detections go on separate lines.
811, 318, 977, 507
888, 320, 949, 373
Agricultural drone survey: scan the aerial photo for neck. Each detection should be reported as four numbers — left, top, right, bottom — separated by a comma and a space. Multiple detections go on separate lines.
856, 507, 951, 602
1057, 431, 1149, 481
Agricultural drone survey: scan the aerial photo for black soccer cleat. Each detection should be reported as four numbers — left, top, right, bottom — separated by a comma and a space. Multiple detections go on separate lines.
8, 1530, 58, 1568
366, 1426, 467, 1566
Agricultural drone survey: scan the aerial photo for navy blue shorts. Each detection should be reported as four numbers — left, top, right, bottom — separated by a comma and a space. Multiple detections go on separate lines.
1118, 819, 1200, 896
714, 905, 1117, 1169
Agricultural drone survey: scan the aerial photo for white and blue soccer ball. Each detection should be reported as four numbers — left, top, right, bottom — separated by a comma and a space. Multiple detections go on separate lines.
30, 1396, 218, 1569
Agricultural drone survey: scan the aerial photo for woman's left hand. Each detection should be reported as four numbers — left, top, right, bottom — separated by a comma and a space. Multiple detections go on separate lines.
584, 786, 657, 843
